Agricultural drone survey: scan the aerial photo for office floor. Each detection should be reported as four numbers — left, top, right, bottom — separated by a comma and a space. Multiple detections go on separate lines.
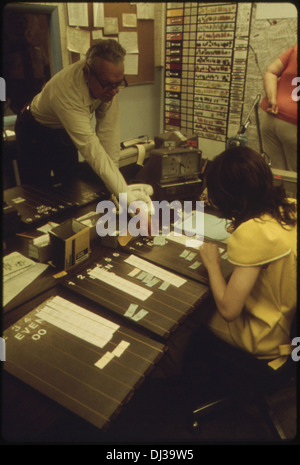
2, 365, 297, 445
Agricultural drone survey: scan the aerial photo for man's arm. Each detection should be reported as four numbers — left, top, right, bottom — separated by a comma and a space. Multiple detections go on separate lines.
56, 102, 129, 198
95, 96, 121, 169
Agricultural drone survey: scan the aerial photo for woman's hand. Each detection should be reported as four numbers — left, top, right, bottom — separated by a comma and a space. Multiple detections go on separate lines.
266, 97, 278, 114
199, 242, 221, 271
199, 242, 261, 322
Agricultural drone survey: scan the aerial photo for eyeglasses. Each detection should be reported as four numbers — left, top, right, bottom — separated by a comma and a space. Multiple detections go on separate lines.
87, 63, 128, 90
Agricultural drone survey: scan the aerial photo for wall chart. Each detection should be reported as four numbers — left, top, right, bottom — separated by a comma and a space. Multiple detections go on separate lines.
164, 2, 252, 156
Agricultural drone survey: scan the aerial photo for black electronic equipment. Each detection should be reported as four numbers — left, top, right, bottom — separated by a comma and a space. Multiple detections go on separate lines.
154, 130, 198, 149
149, 145, 202, 201
149, 146, 202, 185
149, 131, 202, 201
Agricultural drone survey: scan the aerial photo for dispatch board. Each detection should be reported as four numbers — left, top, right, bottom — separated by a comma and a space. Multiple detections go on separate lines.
63, 250, 208, 339
4, 178, 107, 226
3, 294, 165, 431
164, 2, 252, 156
123, 235, 233, 285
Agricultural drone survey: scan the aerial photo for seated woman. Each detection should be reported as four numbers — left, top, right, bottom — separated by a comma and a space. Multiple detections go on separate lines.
199, 146, 297, 371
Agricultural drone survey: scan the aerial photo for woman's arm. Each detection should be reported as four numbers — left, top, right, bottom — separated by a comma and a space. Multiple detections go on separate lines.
199, 242, 260, 322
263, 57, 285, 114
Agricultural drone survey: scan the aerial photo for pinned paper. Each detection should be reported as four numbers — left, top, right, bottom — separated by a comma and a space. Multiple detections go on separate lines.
136, 3, 155, 19
104, 17, 119, 35
92, 30, 103, 40
93, 3, 105, 27
67, 3, 89, 27
67, 27, 90, 54
124, 54, 138, 75
122, 13, 137, 27
119, 31, 139, 53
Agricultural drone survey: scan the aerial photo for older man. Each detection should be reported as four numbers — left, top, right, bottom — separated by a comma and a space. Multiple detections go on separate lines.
15, 39, 140, 207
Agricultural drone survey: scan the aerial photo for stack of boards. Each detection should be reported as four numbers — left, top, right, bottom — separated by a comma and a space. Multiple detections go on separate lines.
4, 179, 106, 226
4, 244, 210, 431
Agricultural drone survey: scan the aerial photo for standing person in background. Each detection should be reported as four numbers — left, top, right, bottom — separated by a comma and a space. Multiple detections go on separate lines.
260, 45, 297, 171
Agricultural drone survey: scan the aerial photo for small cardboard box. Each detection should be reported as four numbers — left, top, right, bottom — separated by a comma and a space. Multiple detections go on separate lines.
49, 219, 90, 270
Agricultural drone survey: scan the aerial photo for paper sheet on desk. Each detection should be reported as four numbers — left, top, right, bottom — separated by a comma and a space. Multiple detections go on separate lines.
173, 212, 231, 243
3, 252, 48, 307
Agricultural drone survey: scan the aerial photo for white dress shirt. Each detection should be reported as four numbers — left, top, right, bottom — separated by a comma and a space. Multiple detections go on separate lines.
30, 59, 137, 204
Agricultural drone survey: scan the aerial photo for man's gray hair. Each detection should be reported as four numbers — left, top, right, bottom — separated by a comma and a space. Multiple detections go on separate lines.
86, 39, 126, 67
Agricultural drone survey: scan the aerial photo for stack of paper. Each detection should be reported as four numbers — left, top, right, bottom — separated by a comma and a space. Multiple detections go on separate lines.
3, 252, 48, 306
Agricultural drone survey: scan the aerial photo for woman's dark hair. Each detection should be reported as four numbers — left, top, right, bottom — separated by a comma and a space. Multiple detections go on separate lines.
206, 146, 296, 229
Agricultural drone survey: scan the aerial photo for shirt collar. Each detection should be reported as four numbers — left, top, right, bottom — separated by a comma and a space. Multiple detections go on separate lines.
82, 77, 97, 107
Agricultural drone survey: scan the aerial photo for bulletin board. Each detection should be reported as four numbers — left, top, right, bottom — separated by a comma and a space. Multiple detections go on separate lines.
67, 2, 155, 85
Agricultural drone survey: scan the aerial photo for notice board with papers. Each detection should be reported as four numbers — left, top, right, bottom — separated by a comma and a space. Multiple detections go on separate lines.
68, 2, 155, 84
